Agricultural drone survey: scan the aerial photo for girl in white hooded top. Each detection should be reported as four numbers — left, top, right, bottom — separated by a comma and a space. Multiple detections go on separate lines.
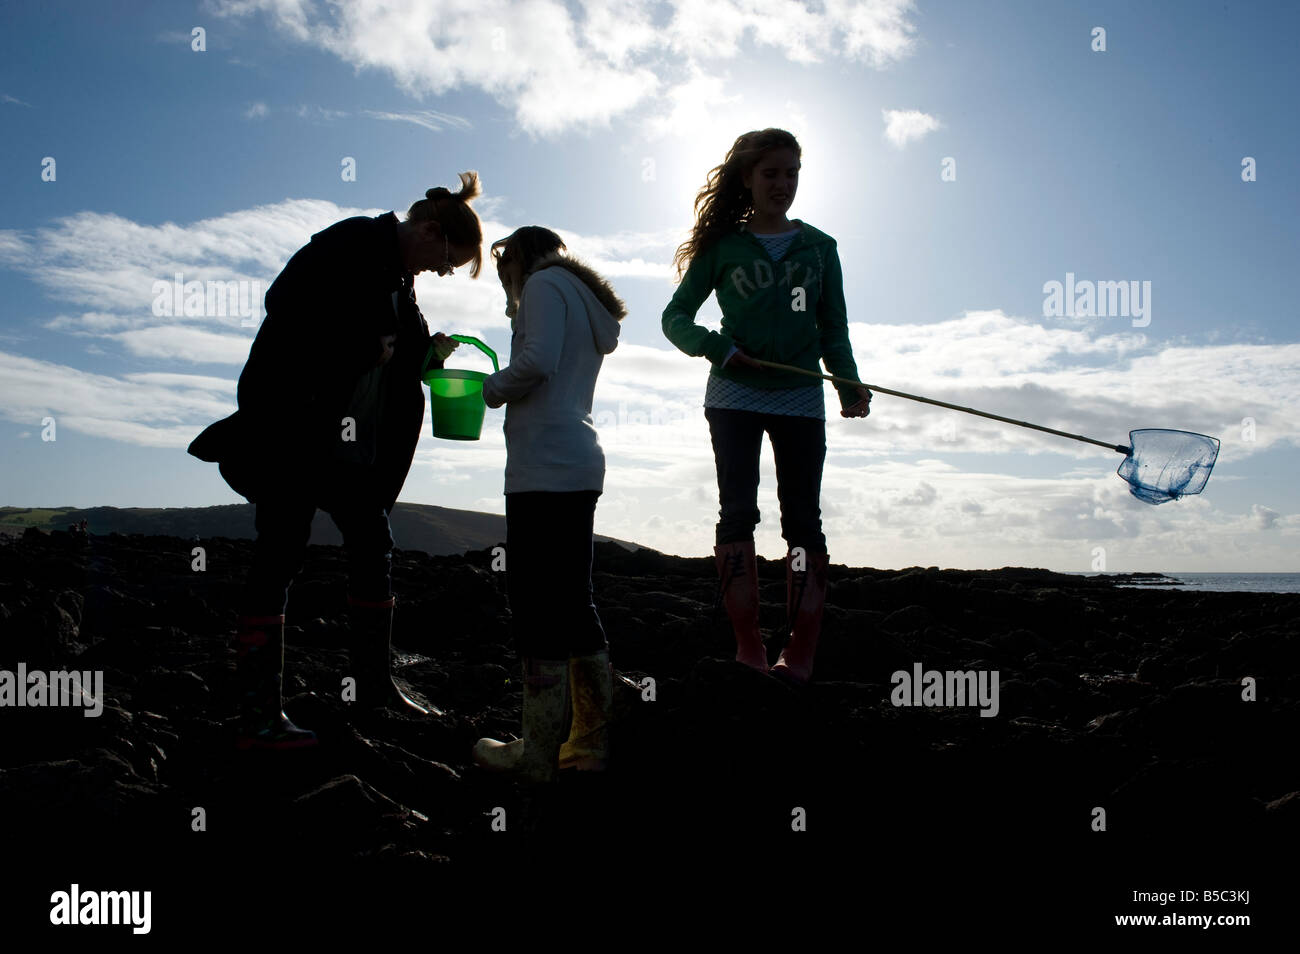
472, 226, 627, 783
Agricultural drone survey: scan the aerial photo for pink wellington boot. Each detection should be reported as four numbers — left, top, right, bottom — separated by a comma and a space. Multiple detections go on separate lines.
714, 540, 768, 671
771, 550, 830, 683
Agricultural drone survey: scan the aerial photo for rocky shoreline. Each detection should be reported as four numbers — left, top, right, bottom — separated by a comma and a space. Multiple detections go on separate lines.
1, 527, 1295, 930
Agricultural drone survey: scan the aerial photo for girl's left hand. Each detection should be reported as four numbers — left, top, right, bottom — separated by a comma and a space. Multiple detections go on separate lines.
840, 386, 873, 418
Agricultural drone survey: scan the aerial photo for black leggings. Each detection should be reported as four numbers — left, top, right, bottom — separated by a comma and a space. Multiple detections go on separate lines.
705, 407, 827, 554
504, 490, 608, 659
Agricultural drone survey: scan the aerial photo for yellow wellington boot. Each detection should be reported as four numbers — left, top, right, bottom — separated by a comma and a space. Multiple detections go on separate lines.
472, 658, 570, 783
558, 649, 613, 772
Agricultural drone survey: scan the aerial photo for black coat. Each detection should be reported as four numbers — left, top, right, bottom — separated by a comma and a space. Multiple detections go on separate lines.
187, 212, 441, 514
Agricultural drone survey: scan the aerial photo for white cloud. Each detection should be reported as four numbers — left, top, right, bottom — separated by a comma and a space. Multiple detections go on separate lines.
296, 104, 350, 122
0, 351, 240, 448
831, 0, 918, 65
122, 372, 237, 392
0, 231, 28, 259
547, 226, 681, 279
114, 326, 255, 364
0, 199, 688, 367
663, 0, 915, 65
291, 104, 473, 130
641, 61, 743, 140
44, 312, 142, 333
213, 0, 920, 137
882, 107, 941, 148
1252, 504, 1279, 529
362, 109, 472, 132
897, 480, 938, 506
579, 0, 661, 66
0, 200, 369, 315
244, 101, 270, 119
0, 200, 379, 361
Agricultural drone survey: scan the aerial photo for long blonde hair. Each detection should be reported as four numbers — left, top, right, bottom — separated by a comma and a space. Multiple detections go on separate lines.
672, 129, 801, 280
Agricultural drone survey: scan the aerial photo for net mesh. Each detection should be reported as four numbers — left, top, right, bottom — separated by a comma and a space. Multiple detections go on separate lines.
1117, 429, 1220, 505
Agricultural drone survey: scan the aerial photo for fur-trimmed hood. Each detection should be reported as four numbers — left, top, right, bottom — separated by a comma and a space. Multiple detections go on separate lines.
525, 251, 627, 321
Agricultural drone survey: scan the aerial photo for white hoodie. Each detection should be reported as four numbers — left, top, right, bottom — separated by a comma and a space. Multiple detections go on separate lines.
482, 253, 625, 494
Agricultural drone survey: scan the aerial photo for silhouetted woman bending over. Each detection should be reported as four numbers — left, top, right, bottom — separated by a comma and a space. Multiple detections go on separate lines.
190, 173, 484, 748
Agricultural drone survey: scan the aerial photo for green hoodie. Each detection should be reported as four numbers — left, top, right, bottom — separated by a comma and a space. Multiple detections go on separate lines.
661, 220, 862, 409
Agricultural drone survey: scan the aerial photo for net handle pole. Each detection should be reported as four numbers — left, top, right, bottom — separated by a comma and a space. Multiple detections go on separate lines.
751, 359, 1131, 455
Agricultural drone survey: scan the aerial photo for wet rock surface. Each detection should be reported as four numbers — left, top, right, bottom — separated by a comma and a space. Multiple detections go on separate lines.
1, 529, 1295, 925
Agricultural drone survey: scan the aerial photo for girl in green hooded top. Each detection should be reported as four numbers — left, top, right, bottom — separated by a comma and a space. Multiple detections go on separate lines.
662, 128, 872, 684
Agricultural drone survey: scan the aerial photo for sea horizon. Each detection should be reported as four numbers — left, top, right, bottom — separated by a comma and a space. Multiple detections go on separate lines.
1065, 571, 1300, 594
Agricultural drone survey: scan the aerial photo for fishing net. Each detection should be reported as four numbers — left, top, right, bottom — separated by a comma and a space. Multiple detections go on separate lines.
742, 357, 1225, 504
1117, 429, 1220, 505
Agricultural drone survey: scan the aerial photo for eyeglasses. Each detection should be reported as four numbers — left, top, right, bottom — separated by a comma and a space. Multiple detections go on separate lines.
435, 236, 455, 277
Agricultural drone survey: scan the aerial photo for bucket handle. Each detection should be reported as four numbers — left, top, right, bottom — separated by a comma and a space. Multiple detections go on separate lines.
421, 334, 499, 377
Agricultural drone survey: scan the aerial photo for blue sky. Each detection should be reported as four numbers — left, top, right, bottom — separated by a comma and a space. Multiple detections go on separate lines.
2, 0, 1297, 571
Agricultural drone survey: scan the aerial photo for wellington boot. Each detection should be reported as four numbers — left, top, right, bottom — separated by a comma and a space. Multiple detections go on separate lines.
234, 613, 318, 750
558, 649, 613, 772
347, 594, 434, 716
771, 550, 830, 684
714, 540, 768, 671
473, 658, 569, 783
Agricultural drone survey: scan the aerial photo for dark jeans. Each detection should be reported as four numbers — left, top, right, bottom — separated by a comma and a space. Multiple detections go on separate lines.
504, 490, 608, 660
705, 406, 827, 554
242, 493, 394, 617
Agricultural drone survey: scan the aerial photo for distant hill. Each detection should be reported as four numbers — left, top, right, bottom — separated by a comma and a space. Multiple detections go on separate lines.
0, 503, 649, 557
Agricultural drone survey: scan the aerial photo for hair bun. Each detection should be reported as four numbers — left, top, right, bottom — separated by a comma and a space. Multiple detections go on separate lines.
424, 172, 480, 204
454, 170, 482, 202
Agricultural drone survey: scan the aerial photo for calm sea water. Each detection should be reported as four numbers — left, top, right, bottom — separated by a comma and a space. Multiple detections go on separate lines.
1096, 573, 1300, 594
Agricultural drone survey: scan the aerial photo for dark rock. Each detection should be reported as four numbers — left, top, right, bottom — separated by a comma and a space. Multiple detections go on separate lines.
137, 668, 210, 711
1264, 791, 1300, 833
4, 602, 84, 666
1137, 654, 1177, 684
994, 678, 1035, 718
1, 525, 1296, 898
290, 774, 424, 857
881, 604, 934, 635
1109, 759, 1264, 836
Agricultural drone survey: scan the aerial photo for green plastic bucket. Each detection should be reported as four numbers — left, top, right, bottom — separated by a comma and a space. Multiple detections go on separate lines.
420, 334, 499, 441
